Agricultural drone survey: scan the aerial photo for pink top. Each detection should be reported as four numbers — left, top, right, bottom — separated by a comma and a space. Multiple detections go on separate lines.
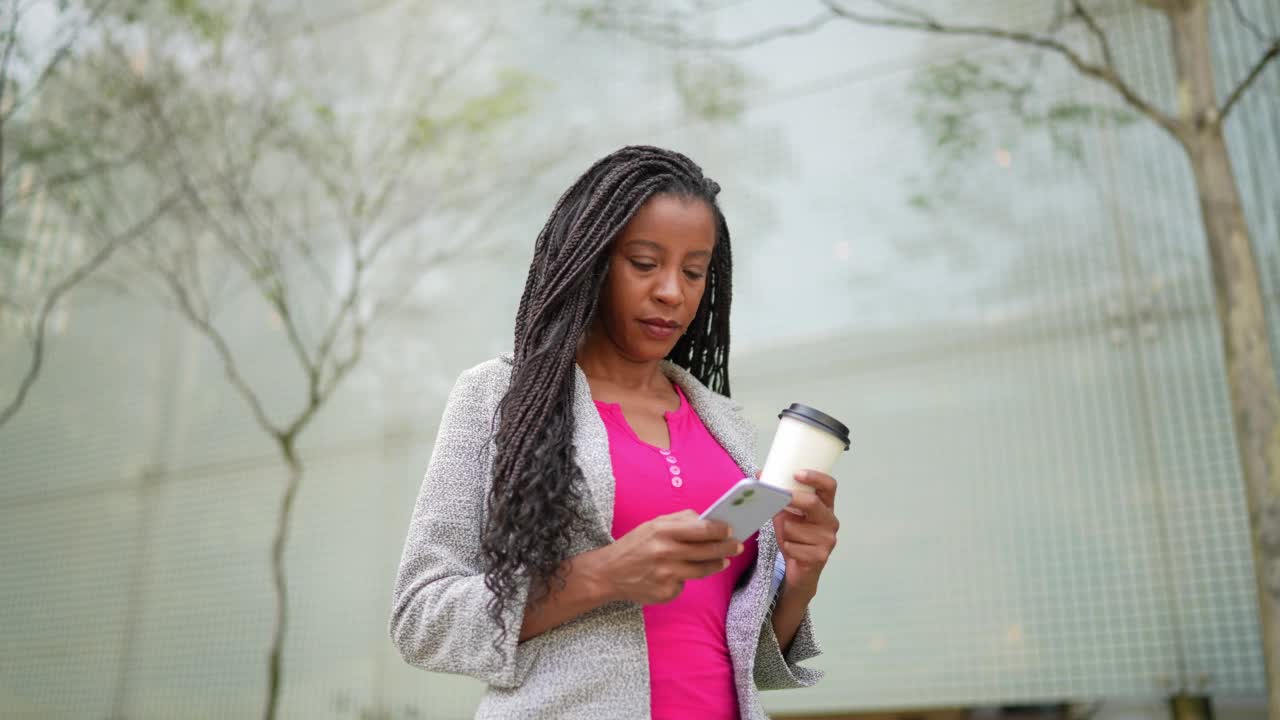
595, 384, 759, 720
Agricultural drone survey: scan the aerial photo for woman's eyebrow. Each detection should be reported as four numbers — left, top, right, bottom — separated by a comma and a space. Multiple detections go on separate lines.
623, 239, 712, 259
622, 239, 663, 253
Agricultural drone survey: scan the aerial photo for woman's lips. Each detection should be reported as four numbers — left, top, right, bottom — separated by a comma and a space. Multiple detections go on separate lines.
638, 319, 678, 340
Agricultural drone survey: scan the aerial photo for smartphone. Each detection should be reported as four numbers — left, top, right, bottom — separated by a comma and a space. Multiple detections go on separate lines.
700, 478, 793, 542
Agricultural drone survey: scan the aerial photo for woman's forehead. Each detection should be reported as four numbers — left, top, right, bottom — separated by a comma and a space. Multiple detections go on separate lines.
616, 194, 715, 251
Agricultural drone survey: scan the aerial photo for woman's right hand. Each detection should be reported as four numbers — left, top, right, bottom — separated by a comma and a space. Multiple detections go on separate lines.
595, 510, 744, 605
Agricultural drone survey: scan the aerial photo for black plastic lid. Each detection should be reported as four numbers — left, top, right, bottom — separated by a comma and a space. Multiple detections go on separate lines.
778, 403, 850, 450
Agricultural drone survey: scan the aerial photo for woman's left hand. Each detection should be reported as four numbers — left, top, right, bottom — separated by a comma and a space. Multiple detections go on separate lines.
772, 470, 840, 598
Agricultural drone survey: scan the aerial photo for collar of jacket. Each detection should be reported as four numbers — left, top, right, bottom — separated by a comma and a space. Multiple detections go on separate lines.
498, 352, 760, 543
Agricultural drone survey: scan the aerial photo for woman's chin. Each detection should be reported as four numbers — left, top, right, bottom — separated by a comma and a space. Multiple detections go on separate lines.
621, 338, 677, 363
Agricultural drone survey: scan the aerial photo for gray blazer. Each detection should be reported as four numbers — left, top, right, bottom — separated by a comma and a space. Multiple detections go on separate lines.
388, 354, 823, 719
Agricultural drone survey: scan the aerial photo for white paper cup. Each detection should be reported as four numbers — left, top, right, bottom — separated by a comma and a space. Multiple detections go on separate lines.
758, 404, 850, 494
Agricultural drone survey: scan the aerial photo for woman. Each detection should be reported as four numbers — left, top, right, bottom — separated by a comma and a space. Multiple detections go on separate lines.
389, 146, 841, 719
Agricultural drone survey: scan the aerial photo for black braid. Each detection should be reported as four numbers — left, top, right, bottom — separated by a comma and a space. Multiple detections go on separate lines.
483, 146, 734, 651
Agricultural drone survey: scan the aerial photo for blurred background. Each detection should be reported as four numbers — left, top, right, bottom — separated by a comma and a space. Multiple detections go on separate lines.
2, 1, 1278, 719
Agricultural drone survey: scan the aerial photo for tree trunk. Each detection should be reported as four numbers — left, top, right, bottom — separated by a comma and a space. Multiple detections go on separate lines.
1168, 1, 1280, 712
263, 436, 305, 720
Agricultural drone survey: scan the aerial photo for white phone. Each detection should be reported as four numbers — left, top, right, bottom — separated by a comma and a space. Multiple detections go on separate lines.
700, 478, 793, 542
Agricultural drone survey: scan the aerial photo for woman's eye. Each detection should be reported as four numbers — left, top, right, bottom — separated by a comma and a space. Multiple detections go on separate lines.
629, 260, 657, 271
684, 270, 706, 281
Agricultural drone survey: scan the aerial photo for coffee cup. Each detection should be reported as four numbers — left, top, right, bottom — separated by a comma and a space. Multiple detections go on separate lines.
758, 403, 850, 494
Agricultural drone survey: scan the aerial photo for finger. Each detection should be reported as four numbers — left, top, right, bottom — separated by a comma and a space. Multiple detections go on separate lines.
781, 541, 833, 566
778, 520, 836, 548
787, 490, 837, 527
654, 579, 686, 604
795, 470, 838, 506
665, 518, 733, 543
680, 538, 745, 563
681, 557, 733, 579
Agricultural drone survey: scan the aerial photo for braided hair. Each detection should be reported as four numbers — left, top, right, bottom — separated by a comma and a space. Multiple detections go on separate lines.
483, 145, 734, 648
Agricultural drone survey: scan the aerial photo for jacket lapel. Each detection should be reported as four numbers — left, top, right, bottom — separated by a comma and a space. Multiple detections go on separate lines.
570, 362, 619, 543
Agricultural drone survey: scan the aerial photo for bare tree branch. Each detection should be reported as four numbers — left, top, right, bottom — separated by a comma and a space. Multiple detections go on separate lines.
0, 0, 22, 223
279, 301, 366, 440
310, 259, 363, 387
814, 0, 1184, 140
203, 118, 326, 386
270, 0, 409, 40
1, 68, 148, 199
1069, 0, 1116, 70
1228, 0, 1272, 45
130, 69, 331, 394
364, 145, 559, 332
1222, 39, 1280, 120
17, 140, 154, 194
0, 190, 181, 429
258, 188, 336, 295
866, 0, 935, 25
371, 221, 492, 325
422, 18, 497, 100
201, 202, 320, 388
159, 258, 282, 437
0, 0, 26, 113
319, 329, 363, 398
177, 227, 213, 318
1, 0, 113, 124
637, 9, 840, 50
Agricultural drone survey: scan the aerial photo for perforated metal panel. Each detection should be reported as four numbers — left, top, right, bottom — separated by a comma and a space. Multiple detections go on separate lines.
2, 2, 1277, 718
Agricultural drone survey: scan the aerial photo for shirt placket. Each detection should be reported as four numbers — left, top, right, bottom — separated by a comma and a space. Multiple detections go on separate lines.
658, 447, 684, 488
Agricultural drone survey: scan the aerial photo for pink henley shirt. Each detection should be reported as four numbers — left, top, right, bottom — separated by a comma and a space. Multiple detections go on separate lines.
595, 384, 758, 720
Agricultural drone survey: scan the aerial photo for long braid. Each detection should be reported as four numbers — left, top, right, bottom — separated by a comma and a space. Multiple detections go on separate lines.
483, 146, 735, 651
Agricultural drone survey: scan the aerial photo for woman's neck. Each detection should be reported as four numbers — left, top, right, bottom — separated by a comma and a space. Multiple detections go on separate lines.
576, 330, 667, 393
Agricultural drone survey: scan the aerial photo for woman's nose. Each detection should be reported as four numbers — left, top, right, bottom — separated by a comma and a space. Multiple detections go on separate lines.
653, 269, 682, 306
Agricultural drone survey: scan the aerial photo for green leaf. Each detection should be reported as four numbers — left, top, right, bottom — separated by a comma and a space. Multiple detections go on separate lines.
575, 6, 602, 27
408, 115, 441, 150
1046, 102, 1095, 124
410, 69, 540, 149
166, 0, 229, 43
1050, 126, 1087, 164
451, 69, 539, 133
673, 57, 748, 123
313, 103, 336, 126
1111, 108, 1140, 126
907, 193, 933, 212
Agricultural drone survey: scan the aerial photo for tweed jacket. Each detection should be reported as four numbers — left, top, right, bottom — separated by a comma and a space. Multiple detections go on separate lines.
388, 354, 823, 719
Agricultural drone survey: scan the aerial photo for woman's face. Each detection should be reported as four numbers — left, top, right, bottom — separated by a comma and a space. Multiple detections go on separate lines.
593, 193, 716, 362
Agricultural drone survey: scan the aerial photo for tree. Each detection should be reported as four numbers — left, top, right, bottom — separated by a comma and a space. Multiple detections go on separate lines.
569, 0, 1280, 712
0, 0, 183, 429
31, 2, 551, 718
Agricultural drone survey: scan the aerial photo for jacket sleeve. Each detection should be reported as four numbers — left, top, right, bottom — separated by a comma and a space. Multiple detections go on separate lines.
387, 364, 539, 689
753, 553, 825, 690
